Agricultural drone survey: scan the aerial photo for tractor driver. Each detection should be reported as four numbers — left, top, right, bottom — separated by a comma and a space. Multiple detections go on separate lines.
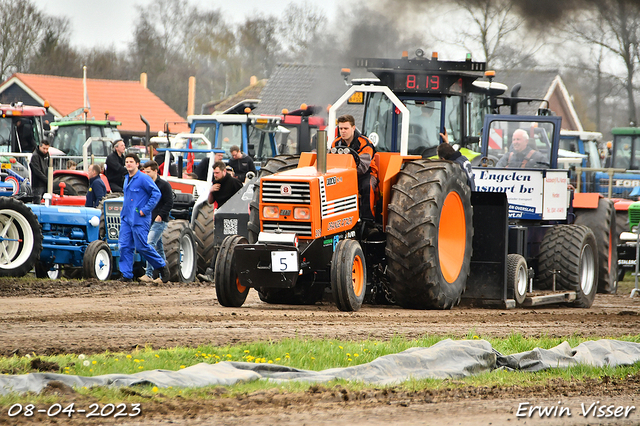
495, 129, 547, 168
331, 115, 378, 221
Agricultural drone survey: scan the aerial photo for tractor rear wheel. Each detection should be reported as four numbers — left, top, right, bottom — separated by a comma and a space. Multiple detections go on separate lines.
0, 198, 42, 277
163, 220, 197, 283
258, 155, 300, 178
53, 175, 88, 196
214, 235, 249, 307
574, 198, 618, 294
83, 240, 112, 280
331, 239, 366, 312
507, 254, 527, 306
192, 203, 215, 275
537, 225, 598, 308
385, 160, 473, 309
257, 275, 325, 305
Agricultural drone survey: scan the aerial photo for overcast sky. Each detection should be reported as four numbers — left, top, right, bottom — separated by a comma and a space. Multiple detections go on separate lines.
31, 0, 339, 51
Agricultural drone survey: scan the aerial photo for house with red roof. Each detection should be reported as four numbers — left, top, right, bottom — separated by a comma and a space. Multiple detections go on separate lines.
0, 73, 188, 140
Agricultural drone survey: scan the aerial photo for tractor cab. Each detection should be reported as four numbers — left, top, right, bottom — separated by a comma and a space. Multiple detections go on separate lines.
277, 105, 326, 155
188, 99, 285, 165
351, 53, 491, 161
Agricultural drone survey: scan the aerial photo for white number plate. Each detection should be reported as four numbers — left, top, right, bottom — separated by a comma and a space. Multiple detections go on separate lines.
271, 251, 298, 272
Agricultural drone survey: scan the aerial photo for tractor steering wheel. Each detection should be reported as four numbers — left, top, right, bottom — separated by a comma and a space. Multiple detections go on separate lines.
332, 146, 361, 166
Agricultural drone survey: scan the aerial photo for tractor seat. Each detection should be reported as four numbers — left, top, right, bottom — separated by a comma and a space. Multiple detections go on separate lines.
170, 192, 195, 220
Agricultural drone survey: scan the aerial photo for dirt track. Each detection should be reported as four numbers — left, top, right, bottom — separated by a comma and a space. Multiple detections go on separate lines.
0, 277, 639, 425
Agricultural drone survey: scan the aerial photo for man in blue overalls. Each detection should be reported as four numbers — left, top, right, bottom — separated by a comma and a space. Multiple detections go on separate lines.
118, 153, 170, 282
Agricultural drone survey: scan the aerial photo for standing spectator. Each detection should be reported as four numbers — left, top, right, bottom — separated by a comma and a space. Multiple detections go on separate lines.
437, 130, 475, 191
29, 138, 50, 204
228, 145, 256, 182
118, 153, 169, 283
140, 160, 174, 283
195, 151, 224, 181
66, 160, 77, 170
85, 164, 107, 208
105, 139, 127, 192
208, 161, 243, 208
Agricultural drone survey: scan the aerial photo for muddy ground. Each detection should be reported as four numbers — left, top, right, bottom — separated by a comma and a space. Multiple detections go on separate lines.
0, 277, 639, 425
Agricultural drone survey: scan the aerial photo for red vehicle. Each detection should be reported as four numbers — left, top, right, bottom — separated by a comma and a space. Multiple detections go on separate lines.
277, 105, 326, 155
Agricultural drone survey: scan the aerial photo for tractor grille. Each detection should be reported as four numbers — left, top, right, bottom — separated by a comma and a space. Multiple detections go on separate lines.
629, 207, 640, 230
263, 221, 312, 237
261, 181, 311, 204
104, 201, 123, 241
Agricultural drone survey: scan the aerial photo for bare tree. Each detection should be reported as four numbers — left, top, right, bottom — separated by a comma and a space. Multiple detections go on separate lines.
237, 16, 282, 79
561, 0, 640, 127
278, 2, 327, 63
0, 0, 47, 79
438, 0, 544, 69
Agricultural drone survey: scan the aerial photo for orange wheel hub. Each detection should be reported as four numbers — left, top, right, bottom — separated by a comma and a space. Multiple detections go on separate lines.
352, 255, 364, 297
438, 191, 466, 283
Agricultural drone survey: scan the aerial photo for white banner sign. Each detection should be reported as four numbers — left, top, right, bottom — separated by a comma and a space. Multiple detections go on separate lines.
473, 169, 544, 219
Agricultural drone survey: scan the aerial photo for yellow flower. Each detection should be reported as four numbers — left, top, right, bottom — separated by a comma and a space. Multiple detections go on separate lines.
473, 335, 479, 340
346, 353, 351, 357
348, 358, 352, 362
285, 355, 290, 359
339, 346, 343, 350
311, 357, 315, 360
89, 369, 93, 372
244, 350, 250, 353
180, 365, 186, 369
152, 386, 158, 392
92, 360, 97, 365
138, 366, 143, 369
268, 360, 273, 364
226, 354, 232, 358
354, 354, 359, 357
134, 359, 140, 363
115, 358, 119, 361
275, 358, 281, 361
155, 354, 160, 358
126, 355, 132, 359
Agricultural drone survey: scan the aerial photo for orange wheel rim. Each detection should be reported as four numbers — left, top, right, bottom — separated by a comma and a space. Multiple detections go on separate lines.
351, 255, 364, 297
438, 191, 466, 283
236, 277, 246, 293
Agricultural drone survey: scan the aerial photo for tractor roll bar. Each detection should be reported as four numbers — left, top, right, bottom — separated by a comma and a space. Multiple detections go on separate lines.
327, 85, 410, 155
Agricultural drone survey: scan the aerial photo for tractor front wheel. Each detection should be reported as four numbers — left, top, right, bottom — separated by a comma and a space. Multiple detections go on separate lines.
331, 239, 366, 312
163, 220, 197, 283
214, 235, 249, 307
192, 203, 215, 275
574, 198, 618, 294
83, 240, 112, 280
507, 254, 527, 306
537, 225, 598, 308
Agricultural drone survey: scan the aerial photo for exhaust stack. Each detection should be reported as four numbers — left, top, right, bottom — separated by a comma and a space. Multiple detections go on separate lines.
317, 130, 327, 174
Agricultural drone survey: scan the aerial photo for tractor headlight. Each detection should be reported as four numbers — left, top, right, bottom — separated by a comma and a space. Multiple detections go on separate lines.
293, 207, 310, 220
89, 216, 100, 227
263, 206, 279, 218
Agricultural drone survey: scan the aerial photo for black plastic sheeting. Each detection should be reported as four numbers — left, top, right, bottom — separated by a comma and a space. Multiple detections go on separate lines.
1, 339, 639, 395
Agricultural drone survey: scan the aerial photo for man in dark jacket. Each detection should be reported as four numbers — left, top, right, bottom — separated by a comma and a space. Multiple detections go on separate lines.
195, 152, 223, 181
228, 145, 256, 182
29, 138, 50, 204
85, 164, 107, 208
331, 115, 378, 220
140, 160, 174, 283
105, 139, 127, 192
208, 161, 243, 208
